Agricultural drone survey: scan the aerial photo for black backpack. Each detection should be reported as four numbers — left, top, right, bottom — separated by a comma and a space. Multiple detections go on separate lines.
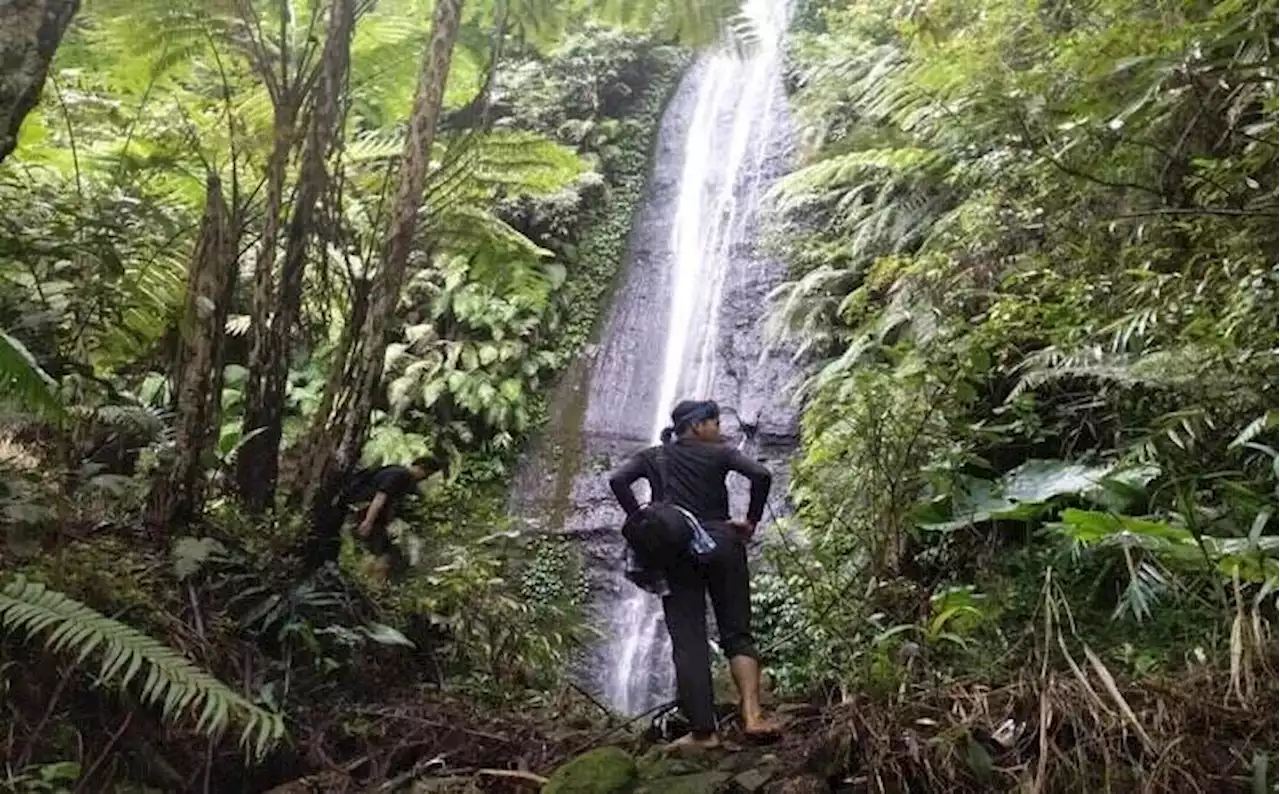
620, 450, 693, 572
337, 465, 391, 506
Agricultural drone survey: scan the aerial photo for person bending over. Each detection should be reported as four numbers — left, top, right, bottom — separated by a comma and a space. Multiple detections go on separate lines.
339, 457, 438, 580
608, 399, 782, 748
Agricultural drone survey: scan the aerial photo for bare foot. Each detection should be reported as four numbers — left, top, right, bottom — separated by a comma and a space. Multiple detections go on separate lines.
742, 714, 784, 742
666, 732, 721, 753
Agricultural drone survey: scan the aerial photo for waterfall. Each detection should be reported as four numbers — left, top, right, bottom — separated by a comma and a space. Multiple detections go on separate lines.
600, 0, 793, 716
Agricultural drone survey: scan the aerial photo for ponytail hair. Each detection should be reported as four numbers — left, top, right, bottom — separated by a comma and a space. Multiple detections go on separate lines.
660, 426, 676, 445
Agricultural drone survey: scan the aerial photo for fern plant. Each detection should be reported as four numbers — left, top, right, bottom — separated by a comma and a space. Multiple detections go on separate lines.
0, 331, 64, 419
0, 575, 285, 757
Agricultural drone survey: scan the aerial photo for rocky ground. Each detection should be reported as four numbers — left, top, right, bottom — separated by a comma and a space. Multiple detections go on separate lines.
393, 705, 831, 794
538, 724, 831, 794
260, 700, 832, 794
260, 667, 1275, 794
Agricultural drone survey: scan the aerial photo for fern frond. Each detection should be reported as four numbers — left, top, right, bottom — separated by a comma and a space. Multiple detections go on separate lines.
84, 403, 175, 445
0, 576, 285, 757
467, 132, 586, 194
346, 130, 407, 164
1010, 345, 1216, 401
226, 314, 252, 336
94, 248, 188, 371
0, 331, 64, 419
429, 205, 552, 260
1229, 410, 1278, 451
589, 0, 743, 48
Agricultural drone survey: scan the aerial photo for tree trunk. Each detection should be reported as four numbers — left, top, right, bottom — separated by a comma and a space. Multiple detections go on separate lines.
302, 0, 465, 516
239, 106, 293, 501
0, 0, 79, 165
292, 273, 368, 501
146, 173, 234, 533
237, 0, 355, 513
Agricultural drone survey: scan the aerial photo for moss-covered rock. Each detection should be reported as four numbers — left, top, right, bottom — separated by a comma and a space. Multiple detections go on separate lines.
636, 771, 731, 794
543, 747, 638, 794
635, 748, 707, 780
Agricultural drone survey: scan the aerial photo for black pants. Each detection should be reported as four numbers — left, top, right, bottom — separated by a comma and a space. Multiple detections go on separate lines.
662, 523, 758, 734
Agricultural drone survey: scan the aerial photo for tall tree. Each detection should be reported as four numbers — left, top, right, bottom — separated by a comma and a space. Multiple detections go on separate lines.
298, 0, 748, 524
146, 173, 235, 532
236, 0, 357, 513
301, 0, 466, 516
0, 0, 79, 165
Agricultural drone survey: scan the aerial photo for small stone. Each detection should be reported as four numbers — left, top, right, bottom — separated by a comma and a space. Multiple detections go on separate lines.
715, 752, 759, 774
763, 776, 828, 794
543, 747, 637, 794
731, 767, 775, 793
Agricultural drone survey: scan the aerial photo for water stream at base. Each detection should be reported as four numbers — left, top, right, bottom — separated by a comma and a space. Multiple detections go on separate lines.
600, 0, 793, 716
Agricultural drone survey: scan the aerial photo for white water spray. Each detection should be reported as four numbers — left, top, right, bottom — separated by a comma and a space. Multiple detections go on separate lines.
602, 0, 791, 716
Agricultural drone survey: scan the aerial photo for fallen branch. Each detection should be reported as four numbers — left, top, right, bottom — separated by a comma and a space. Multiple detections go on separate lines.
349, 707, 514, 743
568, 680, 618, 726
477, 769, 549, 786
558, 699, 678, 762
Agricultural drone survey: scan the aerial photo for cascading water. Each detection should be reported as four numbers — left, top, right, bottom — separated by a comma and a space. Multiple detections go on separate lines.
507, 0, 797, 721
599, 0, 795, 716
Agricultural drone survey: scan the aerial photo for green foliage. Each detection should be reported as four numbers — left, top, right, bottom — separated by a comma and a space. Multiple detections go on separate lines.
385, 253, 564, 441
520, 537, 590, 608
760, 0, 1278, 700
0, 0, 720, 788
393, 530, 595, 695
3, 761, 82, 794
0, 575, 285, 757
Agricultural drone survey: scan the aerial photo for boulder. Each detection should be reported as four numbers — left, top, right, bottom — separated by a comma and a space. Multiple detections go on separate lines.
543, 747, 638, 794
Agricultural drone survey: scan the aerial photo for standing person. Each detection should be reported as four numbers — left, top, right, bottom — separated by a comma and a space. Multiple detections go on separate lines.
608, 399, 782, 748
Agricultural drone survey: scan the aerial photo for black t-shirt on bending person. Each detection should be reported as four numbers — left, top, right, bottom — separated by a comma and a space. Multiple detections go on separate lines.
366, 466, 417, 503
608, 438, 773, 525
340, 465, 418, 528
309, 465, 420, 568
340, 465, 417, 504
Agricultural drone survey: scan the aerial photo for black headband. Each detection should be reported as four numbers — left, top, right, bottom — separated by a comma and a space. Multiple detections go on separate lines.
673, 400, 719, 431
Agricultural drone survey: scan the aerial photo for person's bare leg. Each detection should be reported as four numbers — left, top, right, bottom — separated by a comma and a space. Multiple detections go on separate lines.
729, 655, 781, 735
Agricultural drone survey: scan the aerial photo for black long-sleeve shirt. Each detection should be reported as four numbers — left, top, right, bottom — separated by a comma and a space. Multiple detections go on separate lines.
608, 439, 773, 525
